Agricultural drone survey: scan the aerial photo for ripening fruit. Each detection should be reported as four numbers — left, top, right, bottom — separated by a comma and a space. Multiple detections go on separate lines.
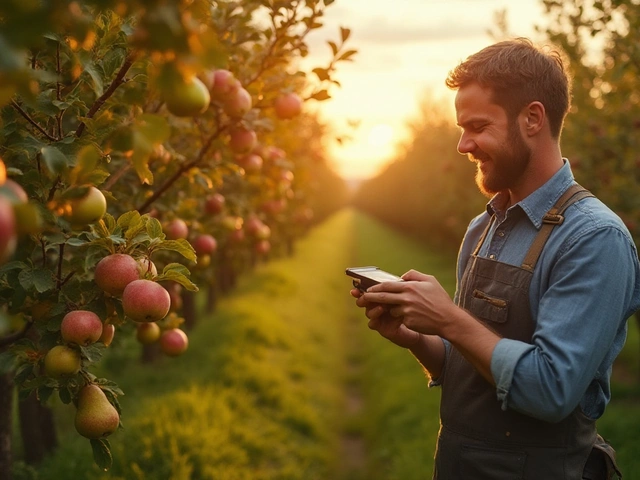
228, 127, 257, 154
122, 279, 171, 323
137, 257, 158, 278
0, 196, 16, 263
222, 86, 252, 118
136, 322, 161, 344
192, 234, 217, 256
274, 92, 303, 119
94, 253, 140, 296
63, 186, 107, 227
164, 218, 189, 240
74, 384, 120, 439
160, 328, 189, 356
164, 76, 211, 117
44, 345, 81, 379
99, 324, 115, 347
207, 69, 239, 99
204, 193, 225, 215
61, 310, 103, 346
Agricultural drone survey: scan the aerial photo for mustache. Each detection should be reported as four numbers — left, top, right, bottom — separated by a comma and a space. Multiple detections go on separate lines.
469, 150, 491, 163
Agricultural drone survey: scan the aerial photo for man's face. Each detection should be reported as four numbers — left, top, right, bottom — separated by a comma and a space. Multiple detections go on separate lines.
455, 83, 532, 197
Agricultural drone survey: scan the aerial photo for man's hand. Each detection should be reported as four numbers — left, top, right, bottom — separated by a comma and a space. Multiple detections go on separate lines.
350, 287, 421, 349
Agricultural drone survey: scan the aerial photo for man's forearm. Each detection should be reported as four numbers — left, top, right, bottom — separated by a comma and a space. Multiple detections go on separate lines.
408, 333, 446, 380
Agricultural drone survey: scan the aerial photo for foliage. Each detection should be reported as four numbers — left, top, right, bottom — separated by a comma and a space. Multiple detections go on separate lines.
0, 0, 355, 471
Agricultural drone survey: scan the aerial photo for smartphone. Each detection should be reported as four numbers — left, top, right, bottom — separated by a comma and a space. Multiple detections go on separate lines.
345, 266, 403, 292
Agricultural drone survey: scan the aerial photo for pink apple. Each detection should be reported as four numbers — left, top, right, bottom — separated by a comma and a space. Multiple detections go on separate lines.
94, 253, 140, 296
0, 196, 16, 263
61, 310, 104, 346
160, 328, 189, 356
122, 279, 171, 323
208, 69, 239, 99
228, 127, 257, 154
223, 87, 252, 118
192, 234, 217, 256
236, 153, 263, 173
204, 193, 225, 215
164, 218, 189, 240
274, 92, 303, 119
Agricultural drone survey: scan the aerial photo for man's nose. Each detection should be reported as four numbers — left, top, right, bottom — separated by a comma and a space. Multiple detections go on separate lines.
457, 132, 475, 155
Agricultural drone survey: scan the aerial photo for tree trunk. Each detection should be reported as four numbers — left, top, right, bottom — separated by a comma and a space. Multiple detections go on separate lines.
0, 373, 13, 480
206, 282, 217, 314
18, 390, 58, 465
182, 289, 197, 330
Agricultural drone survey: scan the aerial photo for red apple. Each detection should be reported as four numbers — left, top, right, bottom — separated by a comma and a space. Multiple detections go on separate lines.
160, 328, 189, 356
208, 69, 239, 99
244, 216, 264, 237
236, 153, 263, 173
223, 87, 252, 118
228, 228, 245, 244
228, 127, 257, 154
192, 234, 217, 256
163, 75, 210, 117
254, 239, 271, 255
1, 179, 28, 203
164, 218, 189, 240
274, 92, 303, 119
136, 322, 161, 344
61, 310, 103, 346
204, 193, 225, 215
0, 196, 16, 263
122, 279, 171, 323
94, 253, 140, 296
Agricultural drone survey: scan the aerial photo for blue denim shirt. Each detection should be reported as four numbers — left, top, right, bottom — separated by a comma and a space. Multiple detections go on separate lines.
450, 160, 640, 423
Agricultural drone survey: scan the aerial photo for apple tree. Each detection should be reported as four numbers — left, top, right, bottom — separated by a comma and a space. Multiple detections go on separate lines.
0, 0, 354, 475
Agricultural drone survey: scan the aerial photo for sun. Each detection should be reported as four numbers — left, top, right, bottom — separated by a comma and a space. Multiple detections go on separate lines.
367, 123, 395, 148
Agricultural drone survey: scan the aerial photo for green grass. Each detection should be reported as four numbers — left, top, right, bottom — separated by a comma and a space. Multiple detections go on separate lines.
16, 208, 640, 479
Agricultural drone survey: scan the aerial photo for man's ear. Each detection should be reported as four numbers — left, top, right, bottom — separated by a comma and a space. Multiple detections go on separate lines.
522, 101, 545, 136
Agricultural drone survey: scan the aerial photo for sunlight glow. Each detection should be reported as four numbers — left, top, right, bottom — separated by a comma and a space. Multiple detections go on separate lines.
367, 123, 395, 148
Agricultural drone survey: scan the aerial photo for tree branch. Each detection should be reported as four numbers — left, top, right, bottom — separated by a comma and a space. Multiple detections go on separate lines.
75, 51, 139, 138
11, 100, 58, 142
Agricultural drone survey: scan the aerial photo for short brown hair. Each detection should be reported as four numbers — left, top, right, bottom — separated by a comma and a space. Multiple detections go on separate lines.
445, 38, 572, 138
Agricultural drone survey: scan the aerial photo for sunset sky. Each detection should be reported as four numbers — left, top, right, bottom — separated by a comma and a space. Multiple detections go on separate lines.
301, 0, 549, 181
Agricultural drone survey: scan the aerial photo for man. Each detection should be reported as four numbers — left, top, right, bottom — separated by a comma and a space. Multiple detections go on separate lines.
352, 38, 640, 479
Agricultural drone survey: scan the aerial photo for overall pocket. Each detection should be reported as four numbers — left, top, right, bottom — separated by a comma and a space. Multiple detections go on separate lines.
460, 444, 526, 480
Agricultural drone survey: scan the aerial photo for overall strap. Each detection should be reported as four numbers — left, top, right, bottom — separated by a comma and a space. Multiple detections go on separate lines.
521, 183, 595, 272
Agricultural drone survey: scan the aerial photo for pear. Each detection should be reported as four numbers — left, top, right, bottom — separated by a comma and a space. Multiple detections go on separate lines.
44, 345, 81, 379
74, 384, 120, 439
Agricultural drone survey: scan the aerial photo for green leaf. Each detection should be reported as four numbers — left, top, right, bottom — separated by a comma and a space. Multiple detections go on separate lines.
83, 61, 104, 97
31, 268, 56, 293
154, 239, 196, 262
41, 146, 70, 174
58, 386, 73, 405
130, 131, 154, 185
157, 269, 198, 292
70, 144, 101, 185
136, 114, 170, 144
90, 438, 113, 471
116, 210, 142, 231
145, 217, 163, 239
81, 343, 105, 364
37, 385, 55, 404
0, 261, 28, 276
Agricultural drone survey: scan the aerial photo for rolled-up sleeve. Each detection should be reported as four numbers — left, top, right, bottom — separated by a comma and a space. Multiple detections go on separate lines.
491, 339, 535, 408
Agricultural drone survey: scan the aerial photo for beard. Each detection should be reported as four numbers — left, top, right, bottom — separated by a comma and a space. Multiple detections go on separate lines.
472, 123, 532, 198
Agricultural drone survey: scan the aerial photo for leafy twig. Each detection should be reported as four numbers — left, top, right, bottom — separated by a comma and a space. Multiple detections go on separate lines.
11, 100, 58, 142
75, 51, 139, 138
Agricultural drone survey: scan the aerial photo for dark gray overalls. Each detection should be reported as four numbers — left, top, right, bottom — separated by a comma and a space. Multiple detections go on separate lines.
433, 185, 621, 480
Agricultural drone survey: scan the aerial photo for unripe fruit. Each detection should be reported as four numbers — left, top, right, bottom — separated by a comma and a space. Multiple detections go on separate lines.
63, 186, 107, 227
94, 253, 140, 296
164, 76, 210, 117
74, 384, 120, 439
160, 328, 189, 356
137, 257, 158, 278
122, 279, 171, 323
274, 92, 303, 119
61, 310, 103, 346
164, 218, 189, 240
44, 345, 81, 379
136, 322, 161, 344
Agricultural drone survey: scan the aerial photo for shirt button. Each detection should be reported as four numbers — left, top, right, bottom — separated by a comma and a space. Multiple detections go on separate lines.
489, 254, 496, 259
497, 230, 505, 237
505, 431, 511, 437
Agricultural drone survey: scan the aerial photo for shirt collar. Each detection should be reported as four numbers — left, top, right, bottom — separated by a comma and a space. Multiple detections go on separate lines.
486, 159, 576, 229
